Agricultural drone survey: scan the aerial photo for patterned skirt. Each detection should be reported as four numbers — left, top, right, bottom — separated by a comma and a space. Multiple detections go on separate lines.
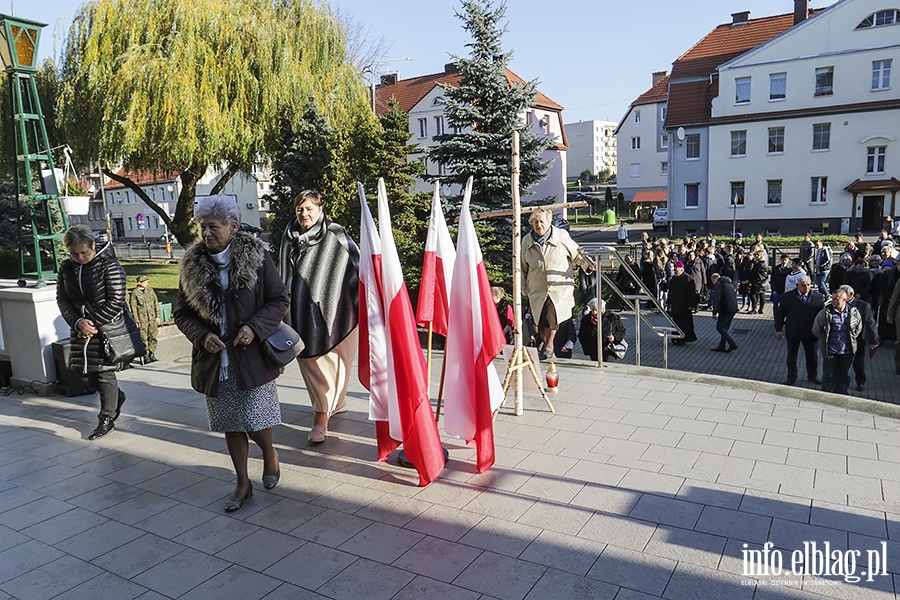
205, 367, 281, 433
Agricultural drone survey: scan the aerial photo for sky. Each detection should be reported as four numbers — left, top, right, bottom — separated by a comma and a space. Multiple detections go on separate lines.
36, 0, 834, 125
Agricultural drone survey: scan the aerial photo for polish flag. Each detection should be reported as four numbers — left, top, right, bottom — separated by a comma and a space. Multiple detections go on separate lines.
416, 182, 456, 337
442, 177, 506, 473
357, 182, 398, 461
378, 179, 445, 486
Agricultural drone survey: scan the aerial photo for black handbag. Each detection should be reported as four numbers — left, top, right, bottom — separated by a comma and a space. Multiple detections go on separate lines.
98, 310, 147, 364
262, 322, 303, 369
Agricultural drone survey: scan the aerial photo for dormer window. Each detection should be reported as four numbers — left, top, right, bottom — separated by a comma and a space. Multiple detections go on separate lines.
433, 97, 445, 105
856, 9, 900, 28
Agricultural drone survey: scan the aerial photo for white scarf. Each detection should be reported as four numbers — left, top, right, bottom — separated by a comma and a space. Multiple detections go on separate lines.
210, 242, 233, 380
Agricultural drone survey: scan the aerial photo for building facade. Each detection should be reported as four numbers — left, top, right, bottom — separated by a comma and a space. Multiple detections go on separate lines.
615, 72, 670, 204
565, 120, 618, 181
375, 64, 568, 203
667, 0, 900, 237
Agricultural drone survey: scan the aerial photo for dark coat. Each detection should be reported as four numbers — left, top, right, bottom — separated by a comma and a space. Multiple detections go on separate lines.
844, 268, 873, 302
174, 233, 290, 397
56, 242, 127, 374
774, 288, 825, 341
710, 277, 739, 316
721, 254, 737, 279
828, 263, 850, 293
771, 264, 791, 295
748, 260, 770, 294
667, 273, 697, 315
279, 216, 360, 357
578, 311, 626, 362
688, 258, 705, 294
849, 297, 878, 346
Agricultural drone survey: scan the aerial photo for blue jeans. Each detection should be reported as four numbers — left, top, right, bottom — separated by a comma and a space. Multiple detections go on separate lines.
822, 353, 854, 394
816, 273, 828, 296
715, 312, 737, 349
786, 337, 818, 382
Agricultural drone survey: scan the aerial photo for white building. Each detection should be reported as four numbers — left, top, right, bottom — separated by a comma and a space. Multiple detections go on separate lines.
667, 0, 900, 236
615, 71, 670, 205
375, 64, 568, 203
565, 120, 617, 181
84, 167, 266, 240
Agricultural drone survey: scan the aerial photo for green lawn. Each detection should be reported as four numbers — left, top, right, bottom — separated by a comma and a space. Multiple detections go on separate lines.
121, 261, 181, 306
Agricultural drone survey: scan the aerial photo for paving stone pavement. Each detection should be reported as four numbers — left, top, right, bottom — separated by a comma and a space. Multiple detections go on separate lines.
1, 329, 900, 599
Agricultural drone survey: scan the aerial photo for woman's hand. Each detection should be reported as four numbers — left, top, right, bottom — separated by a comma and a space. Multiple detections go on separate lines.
233, 325, 255, 347
607, 334, 615, 342
203, 333, 226, 354
76, 318, 98, 338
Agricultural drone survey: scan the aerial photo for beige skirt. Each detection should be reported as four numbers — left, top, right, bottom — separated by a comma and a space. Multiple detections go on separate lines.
296, 327, 358, 415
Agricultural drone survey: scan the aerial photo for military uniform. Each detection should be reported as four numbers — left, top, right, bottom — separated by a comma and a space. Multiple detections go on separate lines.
127, 278, 160, 360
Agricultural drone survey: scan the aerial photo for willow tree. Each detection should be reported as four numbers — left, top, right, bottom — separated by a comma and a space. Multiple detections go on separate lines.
57, 0, 370, 245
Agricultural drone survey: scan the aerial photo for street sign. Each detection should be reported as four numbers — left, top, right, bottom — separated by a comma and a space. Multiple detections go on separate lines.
136, 212, 147, 230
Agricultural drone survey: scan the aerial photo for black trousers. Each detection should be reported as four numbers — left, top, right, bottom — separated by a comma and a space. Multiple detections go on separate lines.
852, 344, 867, 385
79, 370, 120, 419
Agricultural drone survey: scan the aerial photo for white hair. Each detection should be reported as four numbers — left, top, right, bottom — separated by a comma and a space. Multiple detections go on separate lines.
195, 194, 242, 224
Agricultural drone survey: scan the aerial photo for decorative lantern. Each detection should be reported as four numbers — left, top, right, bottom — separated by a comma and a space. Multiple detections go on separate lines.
545, 361, 559, 393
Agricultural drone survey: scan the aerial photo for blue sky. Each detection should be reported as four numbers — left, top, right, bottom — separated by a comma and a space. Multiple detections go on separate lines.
38, 0, 833, 125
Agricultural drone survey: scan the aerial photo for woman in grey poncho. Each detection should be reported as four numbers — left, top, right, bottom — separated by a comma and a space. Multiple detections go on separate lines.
279, 189, 360, 443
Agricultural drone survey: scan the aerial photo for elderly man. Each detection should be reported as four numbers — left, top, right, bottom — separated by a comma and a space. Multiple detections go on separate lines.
774, 276, 825, 386
522, 207, 595, 360
828, 252, 855, 293
840, 285, 878, 392
813, 289, 862, 394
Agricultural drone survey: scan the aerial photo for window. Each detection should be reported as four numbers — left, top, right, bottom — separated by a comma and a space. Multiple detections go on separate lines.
116, 192, 122, 204
661, 106, 667, 121
810, 177, 827, 203
857, 10, 900, 28
767, 180, 783, 205
127, 217, 133, 230
769, 72, 786, 100
873, 59, 892, 90
812, 123, 831, 150
731, 130, 747, 156
730, 182, 745, 206
418, 118, 428, 138
815, 67, 833, 96
631, 137, 641, 150
153, 216, 160, 229
124, 191, 130, 204
867, 146, 887, 174
634, 109, 641, 123
768, 127, 785, 153
685, 134, 700, 159
661, 161, 668, 175
735, 77, 751, 103
661, 134, 668, 149
685, 183, 699, 208
434, 116, 445, 136
630, 163, 641, 178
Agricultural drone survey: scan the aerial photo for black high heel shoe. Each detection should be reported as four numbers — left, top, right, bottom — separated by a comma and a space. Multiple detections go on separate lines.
224, 483, 253, 512
263, 470, 280, 490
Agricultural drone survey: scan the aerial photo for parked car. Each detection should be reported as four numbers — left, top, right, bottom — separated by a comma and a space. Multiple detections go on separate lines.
652, 208, 670, 231
239, 222, 262, 236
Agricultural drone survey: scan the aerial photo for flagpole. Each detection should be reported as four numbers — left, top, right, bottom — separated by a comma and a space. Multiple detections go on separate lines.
426, 322, 433, 397
511, 131, 525, 416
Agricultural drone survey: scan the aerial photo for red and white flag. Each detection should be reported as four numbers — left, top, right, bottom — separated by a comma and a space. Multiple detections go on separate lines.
357, 182, 398, 461
376, 178, 445, 486
416, 182, 456, 337
442, 177, 506, 473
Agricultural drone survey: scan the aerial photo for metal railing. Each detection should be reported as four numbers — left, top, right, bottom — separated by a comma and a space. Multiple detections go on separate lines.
581, 243, 685, 369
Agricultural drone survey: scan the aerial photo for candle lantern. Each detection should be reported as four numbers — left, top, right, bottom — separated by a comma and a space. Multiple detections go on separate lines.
545, 361, 559, 392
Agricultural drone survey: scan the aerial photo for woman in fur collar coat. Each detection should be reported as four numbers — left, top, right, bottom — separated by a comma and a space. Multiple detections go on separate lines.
278, 189, 359, 443
174, 196, 289, 512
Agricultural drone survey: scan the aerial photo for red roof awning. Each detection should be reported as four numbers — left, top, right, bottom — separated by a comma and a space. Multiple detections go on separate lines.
631, 190, 667, 203
844, 177, 900, 193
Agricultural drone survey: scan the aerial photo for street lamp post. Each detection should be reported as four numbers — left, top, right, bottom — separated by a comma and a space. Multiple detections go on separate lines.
364, 57, 413, 113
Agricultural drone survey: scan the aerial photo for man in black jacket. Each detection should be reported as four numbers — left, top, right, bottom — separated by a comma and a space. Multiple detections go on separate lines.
709, 273, 739, 352
774, 276, 825, 386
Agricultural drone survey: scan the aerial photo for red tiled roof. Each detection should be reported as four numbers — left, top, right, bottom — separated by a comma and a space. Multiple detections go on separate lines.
631, 190, 668, 203
845, 178, 900, 193
105, 168, 180, 190
666, 10, 822, 128
375, 67, 562, 115
633, 74, 669, 106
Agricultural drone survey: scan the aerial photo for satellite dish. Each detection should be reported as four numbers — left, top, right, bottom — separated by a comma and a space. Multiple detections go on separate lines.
676, 127, 686, 141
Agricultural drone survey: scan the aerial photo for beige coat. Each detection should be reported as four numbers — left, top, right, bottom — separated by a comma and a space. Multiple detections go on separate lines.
522, 226, 594, 321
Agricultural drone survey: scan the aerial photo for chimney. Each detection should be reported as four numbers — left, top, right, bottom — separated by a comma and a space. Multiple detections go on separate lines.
444, 62, 459, 74
379, 73, 397, 86
652, 70, 668, 86
794, 0, 809, 24
731, 11, 750, 25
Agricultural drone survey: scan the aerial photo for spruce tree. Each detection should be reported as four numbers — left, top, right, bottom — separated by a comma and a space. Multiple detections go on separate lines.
426, 0, 552, 284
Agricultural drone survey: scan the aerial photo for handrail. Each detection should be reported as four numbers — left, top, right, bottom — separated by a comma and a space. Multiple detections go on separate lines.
581, 243, 685, 369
